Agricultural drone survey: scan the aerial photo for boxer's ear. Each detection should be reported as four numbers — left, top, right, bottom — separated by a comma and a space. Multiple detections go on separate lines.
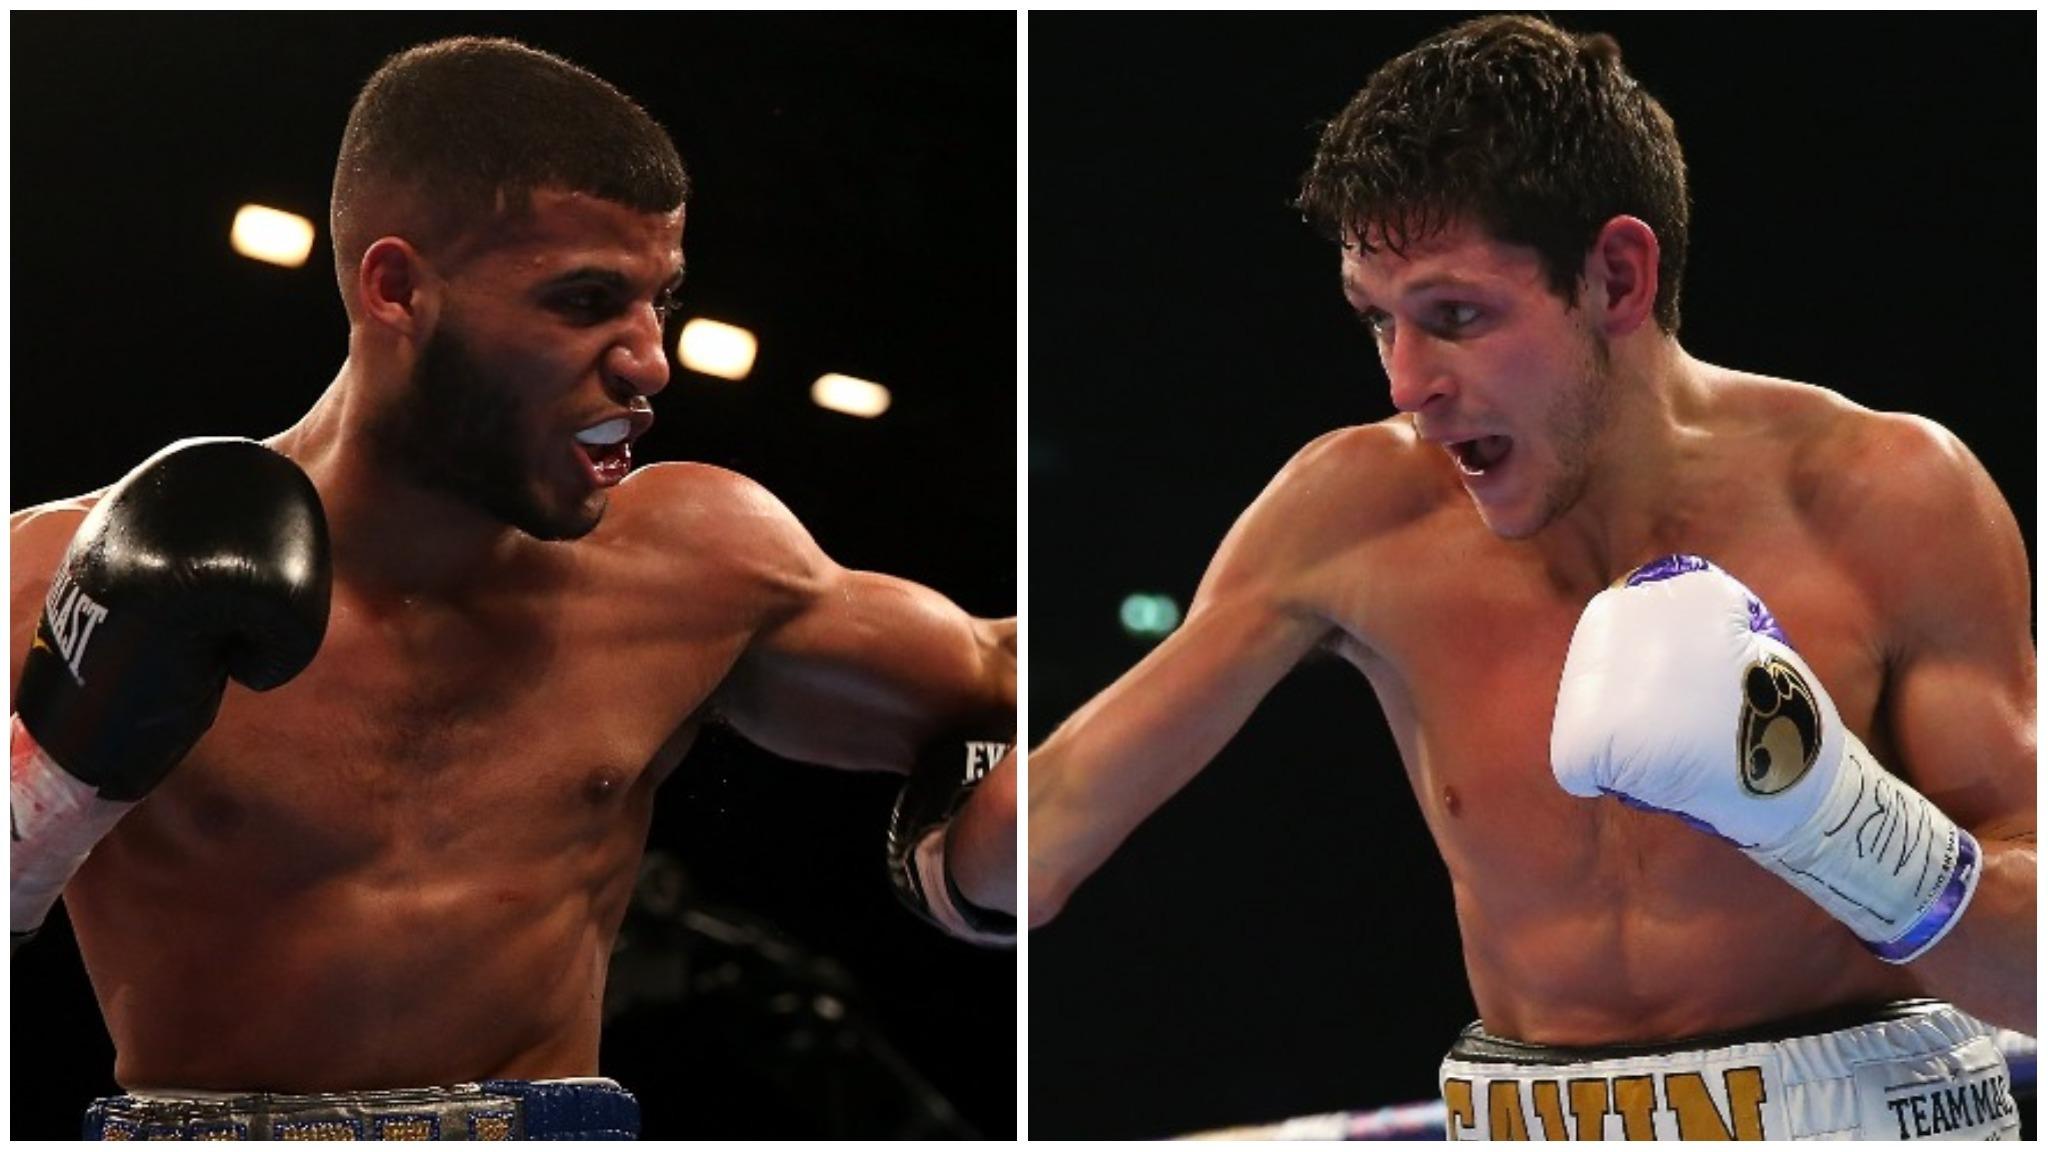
1582, 215, 1659, 337
357, 237, 436, 339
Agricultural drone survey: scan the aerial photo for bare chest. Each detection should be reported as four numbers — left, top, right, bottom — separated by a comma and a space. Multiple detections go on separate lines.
1327, 508, 1889, 869
149, 584, 747, 873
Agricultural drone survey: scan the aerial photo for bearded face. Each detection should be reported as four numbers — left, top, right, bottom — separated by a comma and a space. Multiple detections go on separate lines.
381, 315, 607, 543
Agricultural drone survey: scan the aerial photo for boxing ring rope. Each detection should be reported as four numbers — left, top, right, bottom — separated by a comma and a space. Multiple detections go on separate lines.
1179, 1030, 2038, 1140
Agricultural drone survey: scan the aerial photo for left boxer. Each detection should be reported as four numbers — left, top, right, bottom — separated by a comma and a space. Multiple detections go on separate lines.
11, 438, 331, 949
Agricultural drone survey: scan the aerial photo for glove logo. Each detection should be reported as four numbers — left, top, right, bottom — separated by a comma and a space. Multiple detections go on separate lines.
41, 570, 110, 686
963, 741, 1010, 784
1737, 656, 1821, 796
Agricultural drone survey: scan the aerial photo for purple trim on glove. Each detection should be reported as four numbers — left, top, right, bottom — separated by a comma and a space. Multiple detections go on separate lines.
1622, 554, 1712, 587
1745, 596, 1790, 646
1602, 787, 1735, 844
1869, 829, 1981, 963
1620, 554, 1794, 646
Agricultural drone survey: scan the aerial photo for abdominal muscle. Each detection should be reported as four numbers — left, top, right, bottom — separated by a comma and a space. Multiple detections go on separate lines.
1353, 644, 1922, 1047
1444, 803, 1923, 1045
62, 751, 658, 1093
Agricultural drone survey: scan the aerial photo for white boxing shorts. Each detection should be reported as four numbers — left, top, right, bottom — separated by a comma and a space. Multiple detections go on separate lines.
1439, 999, 2019, 1140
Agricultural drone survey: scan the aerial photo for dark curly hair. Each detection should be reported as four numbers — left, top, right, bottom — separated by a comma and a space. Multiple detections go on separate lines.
1298, 16, 1689, 333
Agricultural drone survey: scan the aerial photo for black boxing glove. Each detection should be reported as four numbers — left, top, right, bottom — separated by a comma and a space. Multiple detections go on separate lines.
886, 733, 1014, 947
12, 438, 330, 945
15, 437, 331, 800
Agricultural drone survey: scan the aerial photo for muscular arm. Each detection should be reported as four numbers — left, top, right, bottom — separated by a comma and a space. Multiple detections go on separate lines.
1027, 598, 1324, 924
1030, 426, 1417, 924
1855, 418, 2035, 1029
672, 469, 1015, 902
721, 568, 1014, 772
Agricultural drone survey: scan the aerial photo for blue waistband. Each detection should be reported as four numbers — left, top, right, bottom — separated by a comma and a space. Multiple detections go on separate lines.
84, 1077, 639, 1140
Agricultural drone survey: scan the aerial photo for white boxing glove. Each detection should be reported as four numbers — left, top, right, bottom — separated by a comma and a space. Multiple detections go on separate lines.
1551, 555, 1980, 964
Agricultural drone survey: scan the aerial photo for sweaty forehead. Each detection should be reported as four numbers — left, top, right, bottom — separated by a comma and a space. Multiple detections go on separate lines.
1338, 221, 1542, 305
465, 188, 685, 279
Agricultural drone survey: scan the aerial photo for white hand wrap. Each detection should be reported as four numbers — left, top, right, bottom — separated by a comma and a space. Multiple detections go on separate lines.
886, 736, 1015, 948
11, 714, 132, 947
906, 825, 1016, 949
1552, 555, 1979, 964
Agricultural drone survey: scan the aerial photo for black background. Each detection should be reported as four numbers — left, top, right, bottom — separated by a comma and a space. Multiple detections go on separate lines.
10, 13, 1015, 1139
1028, 14, 2035, 1139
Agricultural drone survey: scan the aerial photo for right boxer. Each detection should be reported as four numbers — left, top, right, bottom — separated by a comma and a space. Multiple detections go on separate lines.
1029, 15, 2033, 1141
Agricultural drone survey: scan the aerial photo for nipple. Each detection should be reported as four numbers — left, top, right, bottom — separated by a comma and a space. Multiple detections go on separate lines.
584, 768, 622, 803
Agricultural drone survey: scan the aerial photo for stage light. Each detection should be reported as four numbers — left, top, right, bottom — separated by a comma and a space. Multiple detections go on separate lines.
1119, 593, 1181, 639
812, 374, 891, 418
677, 318, 757, 380
230, 205, 315, 268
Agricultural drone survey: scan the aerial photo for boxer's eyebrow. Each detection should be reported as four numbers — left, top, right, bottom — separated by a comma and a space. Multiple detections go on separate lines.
542, 267, 630, 292
541, 265, 687, 300
544, 263, 686, 289
1343, 271, 1490, 314
1400, 273, 1487, 297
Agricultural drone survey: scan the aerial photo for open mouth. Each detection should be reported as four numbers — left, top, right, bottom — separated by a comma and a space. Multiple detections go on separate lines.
1449, 435, 1512, 477
574, 417, 634, 487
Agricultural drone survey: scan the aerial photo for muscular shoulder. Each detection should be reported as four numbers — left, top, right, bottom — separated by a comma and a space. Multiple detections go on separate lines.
11, 494, 100, 598
1196, 418, 1449, 607
12, 492, 100, 537
1755, 383, 2027, 651
1705, 372, 1978, 529
600, 462, 830, 612
1790, 398, 2004, 552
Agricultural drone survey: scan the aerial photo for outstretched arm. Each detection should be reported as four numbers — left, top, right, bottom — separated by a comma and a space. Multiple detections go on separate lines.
694, 471, 1016, 923
1029, 428, 1407, 925
720, 563, 1014, 773
1028, 595, 1326, 924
